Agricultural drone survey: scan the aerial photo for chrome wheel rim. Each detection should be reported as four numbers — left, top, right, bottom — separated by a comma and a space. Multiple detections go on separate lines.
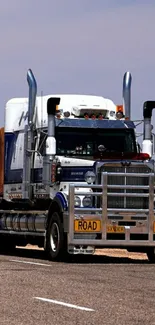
50, 222, 60, 253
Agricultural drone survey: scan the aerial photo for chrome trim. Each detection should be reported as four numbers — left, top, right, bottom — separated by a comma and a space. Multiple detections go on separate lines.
102, 171, 107, 240
149, 173, 154, 242
123, 71, 132, 120
68, 184, 75, 244
0, 230, 45, 236
67, 171, 155, 247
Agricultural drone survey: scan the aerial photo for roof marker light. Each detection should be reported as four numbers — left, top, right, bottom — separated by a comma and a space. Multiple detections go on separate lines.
64, 111, 70, 117
84, 113, 89, 119
116, 111, 124, 119
110, 111, 115, 117
56, 111, 61, 119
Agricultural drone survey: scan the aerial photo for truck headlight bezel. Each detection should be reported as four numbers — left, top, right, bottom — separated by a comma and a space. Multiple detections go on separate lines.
82, 195, 92, 207
74, 196, 81, 207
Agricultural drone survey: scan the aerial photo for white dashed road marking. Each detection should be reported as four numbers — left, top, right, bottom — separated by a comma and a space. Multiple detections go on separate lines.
34, 297, 95, 311
10, 259, 51, 267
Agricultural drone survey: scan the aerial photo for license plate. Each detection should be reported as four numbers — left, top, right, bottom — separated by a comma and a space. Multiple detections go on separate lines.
74, 220, 101, 232
107, 225, 125, 233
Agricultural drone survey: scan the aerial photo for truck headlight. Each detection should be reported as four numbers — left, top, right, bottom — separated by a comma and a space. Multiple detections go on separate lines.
82, 196, 92, 207
74, 196, 81, 207
84, 171, 96, 184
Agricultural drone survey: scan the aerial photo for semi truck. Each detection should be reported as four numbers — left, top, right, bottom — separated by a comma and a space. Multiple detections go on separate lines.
0, 69, 155, 262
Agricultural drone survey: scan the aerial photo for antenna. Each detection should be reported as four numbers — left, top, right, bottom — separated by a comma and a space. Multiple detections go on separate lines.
41, 90, 43, 128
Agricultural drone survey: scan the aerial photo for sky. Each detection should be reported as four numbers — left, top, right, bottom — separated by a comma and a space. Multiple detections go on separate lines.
1, 0, 155, 139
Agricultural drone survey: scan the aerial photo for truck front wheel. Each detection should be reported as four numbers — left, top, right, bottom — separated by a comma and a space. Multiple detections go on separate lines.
45, 212, 68, 261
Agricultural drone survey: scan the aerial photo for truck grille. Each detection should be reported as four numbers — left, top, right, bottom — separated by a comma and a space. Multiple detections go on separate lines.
97, 164, 151, 209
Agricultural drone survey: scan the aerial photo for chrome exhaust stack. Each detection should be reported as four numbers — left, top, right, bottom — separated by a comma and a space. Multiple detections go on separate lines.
27, 69, 37, 127
123, 72, 132, 120
142, 101, 155, 156
22, 69, 37, 200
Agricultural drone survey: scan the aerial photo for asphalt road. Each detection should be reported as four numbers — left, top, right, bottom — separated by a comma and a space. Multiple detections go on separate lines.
0, 247, 155, 325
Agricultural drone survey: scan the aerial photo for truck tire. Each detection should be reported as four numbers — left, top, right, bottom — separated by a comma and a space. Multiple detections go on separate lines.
45, 212, 68, 261
147, 248, 155, 263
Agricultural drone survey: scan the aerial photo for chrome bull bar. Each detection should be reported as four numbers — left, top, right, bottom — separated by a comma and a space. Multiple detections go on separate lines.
67, 172, 155, 247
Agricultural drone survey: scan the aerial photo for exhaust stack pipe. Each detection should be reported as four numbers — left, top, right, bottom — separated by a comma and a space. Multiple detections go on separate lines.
142, 101, 155, 156
27, 69, 37, 126
22, 69, 37, 200
123, 72, 132, 120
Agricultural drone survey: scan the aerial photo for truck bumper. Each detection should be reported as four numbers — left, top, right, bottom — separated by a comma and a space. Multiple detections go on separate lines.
65, 171, 155, 249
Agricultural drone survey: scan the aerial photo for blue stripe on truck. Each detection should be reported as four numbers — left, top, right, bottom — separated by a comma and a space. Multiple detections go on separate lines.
4, 132, 94, 184
4, 132, 18, 183
4, 166, 94, 184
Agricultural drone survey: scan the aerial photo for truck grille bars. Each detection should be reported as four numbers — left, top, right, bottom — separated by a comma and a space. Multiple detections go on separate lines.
66, 164, 155, 247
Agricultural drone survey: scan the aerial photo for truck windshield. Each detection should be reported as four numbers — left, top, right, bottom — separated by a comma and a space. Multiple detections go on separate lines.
55, 128, 136, 157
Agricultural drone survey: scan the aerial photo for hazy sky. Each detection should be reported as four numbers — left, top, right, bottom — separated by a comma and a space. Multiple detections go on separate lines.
1, 0, 155, 136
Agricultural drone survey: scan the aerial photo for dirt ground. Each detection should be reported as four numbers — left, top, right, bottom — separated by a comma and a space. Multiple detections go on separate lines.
17, 244, 148, 260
